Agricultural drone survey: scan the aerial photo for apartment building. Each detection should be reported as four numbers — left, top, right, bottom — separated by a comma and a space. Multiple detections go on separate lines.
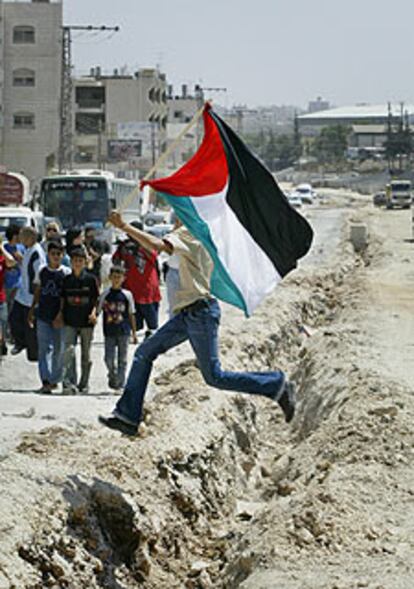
166, 84, 201, 167
73, 68, 168, 177
0, 0, 62, 185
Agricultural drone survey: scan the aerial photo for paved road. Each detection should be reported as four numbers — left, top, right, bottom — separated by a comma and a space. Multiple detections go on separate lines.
0, 204, 348, 454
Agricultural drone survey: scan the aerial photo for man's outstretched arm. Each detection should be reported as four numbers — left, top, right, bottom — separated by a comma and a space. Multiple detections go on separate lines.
108, 210, 173, 255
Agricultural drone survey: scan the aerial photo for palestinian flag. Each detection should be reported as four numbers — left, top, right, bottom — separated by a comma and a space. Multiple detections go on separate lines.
142, 104, 313, 317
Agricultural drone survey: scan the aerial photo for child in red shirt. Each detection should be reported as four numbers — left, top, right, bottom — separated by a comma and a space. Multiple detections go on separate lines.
0, 239, 17, 355
113, 221, 161, 339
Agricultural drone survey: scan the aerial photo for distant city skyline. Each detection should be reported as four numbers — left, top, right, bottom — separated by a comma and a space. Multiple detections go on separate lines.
65, 0, 414, 109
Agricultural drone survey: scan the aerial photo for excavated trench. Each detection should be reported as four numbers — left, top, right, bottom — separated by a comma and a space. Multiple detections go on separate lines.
10, 235, 401, 589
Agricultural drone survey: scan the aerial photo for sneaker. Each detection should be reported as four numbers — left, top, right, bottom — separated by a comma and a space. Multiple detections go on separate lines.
278, 381, 297, 423
98, 415, 138, 436
11, 344, 24, 356
62, 384, 79, 395
37, 384, 53, 394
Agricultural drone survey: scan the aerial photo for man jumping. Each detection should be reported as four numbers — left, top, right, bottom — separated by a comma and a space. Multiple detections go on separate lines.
99, 210, 296, 436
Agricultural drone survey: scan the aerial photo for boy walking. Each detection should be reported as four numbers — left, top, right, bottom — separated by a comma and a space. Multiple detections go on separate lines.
3, 225, 25, 329
10, 227, 46, 360
28, 241, 70, 393
59, 247, 99, 394
98, 265, 137, 391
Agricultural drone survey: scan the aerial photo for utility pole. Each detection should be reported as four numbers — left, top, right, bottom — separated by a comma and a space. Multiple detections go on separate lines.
386, 102, 393, 175
397, 101, 404, 173
58, 25, 120, 173
194, 85, 227, 145
97, 118, 103, 170
194, 85, 205, 147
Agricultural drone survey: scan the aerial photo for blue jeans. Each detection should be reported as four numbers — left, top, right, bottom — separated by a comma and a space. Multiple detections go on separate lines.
115, 298, 286, 426
37, 318, 65, 385
104, 334, 129, 388
135, 302, 159, 331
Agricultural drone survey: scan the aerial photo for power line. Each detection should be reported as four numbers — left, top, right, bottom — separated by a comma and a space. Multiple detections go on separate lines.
58, 24, 120, 173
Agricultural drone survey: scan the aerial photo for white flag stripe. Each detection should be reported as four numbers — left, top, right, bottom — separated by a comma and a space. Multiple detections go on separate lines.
190, 185, 281, 315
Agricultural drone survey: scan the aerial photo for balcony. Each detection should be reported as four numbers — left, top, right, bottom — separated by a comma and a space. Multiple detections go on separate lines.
75, 86, 105, 112
75, 100, 105, 112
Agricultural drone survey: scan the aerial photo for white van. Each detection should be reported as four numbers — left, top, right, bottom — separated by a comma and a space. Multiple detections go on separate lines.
385, 181, 412, 209
0, 206, 43, 237
294, 183, 316, 204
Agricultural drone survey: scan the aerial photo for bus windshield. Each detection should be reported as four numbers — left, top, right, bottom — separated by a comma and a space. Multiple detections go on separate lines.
391, 182, 411, 192
41, 178, 109, 229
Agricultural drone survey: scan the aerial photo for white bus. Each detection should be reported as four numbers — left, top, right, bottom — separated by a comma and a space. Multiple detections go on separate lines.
0, 171, 43, 237
39, 170, 141, 240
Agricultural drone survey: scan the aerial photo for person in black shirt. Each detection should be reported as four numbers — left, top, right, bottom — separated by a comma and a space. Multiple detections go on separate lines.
28, 241, 70, 393
97, 265, 137, 390
65, 227, 84, 257
59, 247, 99, 394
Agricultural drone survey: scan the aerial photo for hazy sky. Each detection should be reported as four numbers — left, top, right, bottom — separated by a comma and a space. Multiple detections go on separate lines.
64, 0, 414, 109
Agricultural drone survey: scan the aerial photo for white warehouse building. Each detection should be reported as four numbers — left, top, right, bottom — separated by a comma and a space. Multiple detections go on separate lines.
298, 103, 414, 151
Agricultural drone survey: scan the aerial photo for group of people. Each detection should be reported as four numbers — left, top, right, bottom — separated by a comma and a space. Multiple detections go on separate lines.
1, 211, 297, 435
0, 220, 164, 395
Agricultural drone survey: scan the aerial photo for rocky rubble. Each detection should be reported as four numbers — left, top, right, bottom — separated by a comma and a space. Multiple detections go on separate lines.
1, 207, 414, 588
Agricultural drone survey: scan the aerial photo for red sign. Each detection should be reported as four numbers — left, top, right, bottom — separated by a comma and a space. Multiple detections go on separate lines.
0, 173, 24, 205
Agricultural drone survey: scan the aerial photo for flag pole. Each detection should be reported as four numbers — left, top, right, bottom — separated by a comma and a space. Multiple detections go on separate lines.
115, 102, 208, 215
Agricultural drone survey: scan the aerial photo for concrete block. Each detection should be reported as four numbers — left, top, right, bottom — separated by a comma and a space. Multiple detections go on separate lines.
350, 223, 368, 252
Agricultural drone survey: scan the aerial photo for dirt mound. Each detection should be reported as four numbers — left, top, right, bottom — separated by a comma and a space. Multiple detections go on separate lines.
1, 206, 414, 588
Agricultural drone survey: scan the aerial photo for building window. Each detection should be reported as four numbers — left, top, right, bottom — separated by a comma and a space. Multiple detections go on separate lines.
75, 112, 105, 135
13, 68, 35, 87
74, 150, 94, 163
148, 87, 155, 102
75, 86, 105, 109
13, 26, 35, 44
13, 112, 35, 129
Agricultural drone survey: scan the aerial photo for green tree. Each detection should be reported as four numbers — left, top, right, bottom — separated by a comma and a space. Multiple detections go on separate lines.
384, 110, 412, 171
244, 130, 298, 170
312, 125, 349, 163
293, 112, 302, 160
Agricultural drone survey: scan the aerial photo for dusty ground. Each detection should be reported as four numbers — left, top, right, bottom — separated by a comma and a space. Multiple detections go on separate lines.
0, 194, 413, 589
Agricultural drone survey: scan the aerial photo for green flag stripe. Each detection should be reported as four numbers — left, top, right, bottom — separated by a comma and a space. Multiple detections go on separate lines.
160, 193, 248, 316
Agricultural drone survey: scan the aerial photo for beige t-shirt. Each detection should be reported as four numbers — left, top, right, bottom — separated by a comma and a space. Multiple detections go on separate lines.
164, 226, 213, 314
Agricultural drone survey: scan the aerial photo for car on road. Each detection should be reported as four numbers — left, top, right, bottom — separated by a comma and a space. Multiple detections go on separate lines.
0, 207, 43, 237
373, 192, 386, 207
143, 211, 169, 226
385, 181, 412, 209
145, 223, 174, 239
291, 183, 316, 204
287, 193, 302, 208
